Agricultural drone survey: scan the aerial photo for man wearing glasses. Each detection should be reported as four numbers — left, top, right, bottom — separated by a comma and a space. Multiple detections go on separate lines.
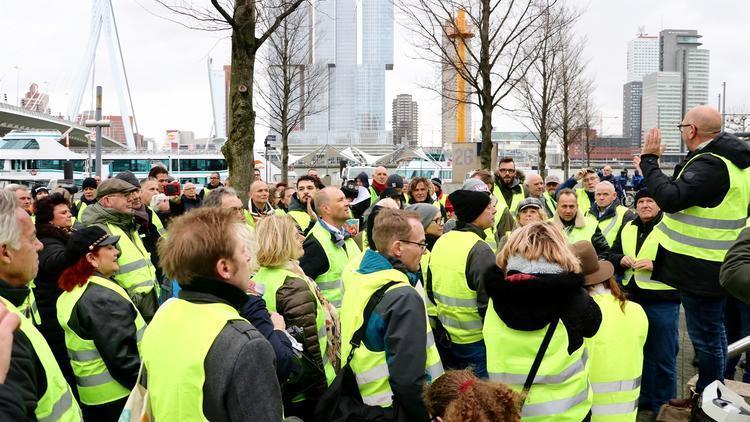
555, 167, 600, 215
492, 157, 526, 216
429, 189, 497, 378
199, 171, 223, 200
639, 105, 750, 397
79, 178, 160, 321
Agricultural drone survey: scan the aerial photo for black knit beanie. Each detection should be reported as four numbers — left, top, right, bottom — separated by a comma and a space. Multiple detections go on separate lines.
449, 190, 491, 223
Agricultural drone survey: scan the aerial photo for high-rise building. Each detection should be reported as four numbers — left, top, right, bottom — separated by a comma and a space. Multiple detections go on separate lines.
626, 35, 659, 83
622, 33, 658, 144
392, 94, 419, 146
641, 72, 682, 163
441, 11, 473, 147
659, 29, 710, 118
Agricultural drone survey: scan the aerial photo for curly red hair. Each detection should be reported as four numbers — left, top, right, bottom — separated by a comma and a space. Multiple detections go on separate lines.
58, 252, 98, 292
424, 370, 522, 422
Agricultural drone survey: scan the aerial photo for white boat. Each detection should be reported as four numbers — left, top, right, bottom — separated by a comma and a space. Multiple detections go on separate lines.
0, 130, 281, 188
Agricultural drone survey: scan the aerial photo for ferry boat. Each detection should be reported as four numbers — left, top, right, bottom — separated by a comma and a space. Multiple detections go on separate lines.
0, 130, 281, 188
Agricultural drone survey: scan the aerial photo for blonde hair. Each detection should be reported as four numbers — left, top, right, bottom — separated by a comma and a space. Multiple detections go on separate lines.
236, 223, 261, 275
515, 207, 548, 225
497, 222, 580, 273
255, 214, 302, 267
158, 207, 249, 284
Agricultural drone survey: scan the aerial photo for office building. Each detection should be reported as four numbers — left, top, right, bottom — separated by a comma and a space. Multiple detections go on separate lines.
627, 35, 659, 83
641, 71, 682, 163
392, 94, 419, 146
659, 29, 710, 118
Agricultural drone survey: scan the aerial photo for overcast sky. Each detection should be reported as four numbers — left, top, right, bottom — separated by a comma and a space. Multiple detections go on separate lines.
1, 0, 748, 147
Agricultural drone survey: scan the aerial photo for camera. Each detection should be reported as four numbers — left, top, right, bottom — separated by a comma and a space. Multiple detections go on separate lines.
164, 181, 181, 197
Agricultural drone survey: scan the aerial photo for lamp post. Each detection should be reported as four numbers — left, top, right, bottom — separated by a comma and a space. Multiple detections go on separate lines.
84, 86, 111, 177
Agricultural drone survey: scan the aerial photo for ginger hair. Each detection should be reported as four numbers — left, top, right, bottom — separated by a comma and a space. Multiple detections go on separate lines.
424, 370, 522, 422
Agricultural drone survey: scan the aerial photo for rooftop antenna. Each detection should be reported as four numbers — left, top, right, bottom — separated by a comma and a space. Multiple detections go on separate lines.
67, 0, 138, 150
637, 26, 646, 37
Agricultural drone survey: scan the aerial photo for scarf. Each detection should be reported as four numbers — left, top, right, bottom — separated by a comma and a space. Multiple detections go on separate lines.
319, 218, 351, 247
371, 179, 387, 195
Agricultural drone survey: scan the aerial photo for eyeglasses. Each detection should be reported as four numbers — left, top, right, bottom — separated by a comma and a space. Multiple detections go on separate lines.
677, 123, 694, 133
498, 169, 515, 174
400, 239, 427, 252
432, 217, 444, 225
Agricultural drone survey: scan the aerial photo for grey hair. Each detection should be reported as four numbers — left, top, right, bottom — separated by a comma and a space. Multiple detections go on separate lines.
150, 193, 169, 209
203, 187, 238, 208
0, 190, 22, 250
4, 184, 28, 194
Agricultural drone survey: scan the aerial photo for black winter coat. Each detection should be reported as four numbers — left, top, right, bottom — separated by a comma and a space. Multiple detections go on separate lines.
34, 224, 78, 396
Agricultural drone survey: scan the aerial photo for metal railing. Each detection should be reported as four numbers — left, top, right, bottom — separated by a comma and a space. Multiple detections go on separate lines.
728, 335, 750, 358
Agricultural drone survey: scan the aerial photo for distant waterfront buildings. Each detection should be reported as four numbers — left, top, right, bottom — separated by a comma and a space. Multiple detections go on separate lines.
392, 94, 419, 146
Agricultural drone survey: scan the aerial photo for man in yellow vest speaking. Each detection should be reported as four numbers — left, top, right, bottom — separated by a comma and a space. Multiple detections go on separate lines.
0, 189, 82, 421
340, 208, 443, 420
609, 188, 679, 413
141, 207, 283, 421
639, 105, 750, 393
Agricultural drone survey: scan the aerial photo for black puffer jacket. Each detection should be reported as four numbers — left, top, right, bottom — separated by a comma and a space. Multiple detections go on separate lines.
34, 223, 78, 395
484, 266, 602, 353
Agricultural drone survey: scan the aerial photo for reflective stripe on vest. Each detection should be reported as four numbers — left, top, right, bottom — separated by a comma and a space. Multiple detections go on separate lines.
621, 221, 675, 291
341, 266, 443, 409
585, 293, 647, 420
254, 266, 336, 385
430, 230, 485, 344
484, 299, 591, 421
19, 280, 41, 325
309, 221, 360, 309
0, 298, 82, 421
142, 299, 247, 421
657, 152, 750, 262
56, 275, 147, 405
106, 224, 157, 296
598, 205, 628, 246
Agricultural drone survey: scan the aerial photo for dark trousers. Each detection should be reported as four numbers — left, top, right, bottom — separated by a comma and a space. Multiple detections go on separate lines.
724, 296, 750, 382
681, 292, 727, 392
639, 301, 679, 413
443, 340, 488, 379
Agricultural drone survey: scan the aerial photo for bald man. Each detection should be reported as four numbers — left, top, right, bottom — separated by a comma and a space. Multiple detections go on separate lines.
369, 166, 389, 204
591, 181, 635, 246
246, 180, 284, 227
524, 173, 555, 217
299, 187, 361, 308
640, 104, 750, 393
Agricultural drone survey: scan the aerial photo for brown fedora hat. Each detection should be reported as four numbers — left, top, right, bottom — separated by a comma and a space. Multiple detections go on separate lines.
570, 241, 614, 286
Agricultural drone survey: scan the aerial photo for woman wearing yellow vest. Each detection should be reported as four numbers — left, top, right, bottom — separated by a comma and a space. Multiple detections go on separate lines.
252, 215, 339, 421
573, 241, 648, 422
485, 223, 602, 421
498, 198, 549, 251
56, 226, 145, 421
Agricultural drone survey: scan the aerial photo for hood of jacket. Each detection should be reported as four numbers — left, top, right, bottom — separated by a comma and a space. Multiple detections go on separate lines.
699, 132, 750, 170
80, 202, 135, 230
485, 266, 598, 353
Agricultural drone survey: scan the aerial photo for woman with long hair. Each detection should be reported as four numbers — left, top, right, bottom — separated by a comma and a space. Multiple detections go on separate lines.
484, 222, 602, 421
56, 226, 146, 422
251, 214, 339, 421
573, 241, 648, 421
423, 370, 522, 422
33, 193, 78, 394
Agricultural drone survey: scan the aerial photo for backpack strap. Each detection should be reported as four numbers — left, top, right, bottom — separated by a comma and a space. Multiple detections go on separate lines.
521, 318, 559, 404
344, 280, 401, 365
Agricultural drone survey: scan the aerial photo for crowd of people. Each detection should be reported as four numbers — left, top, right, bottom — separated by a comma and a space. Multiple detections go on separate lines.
0, 104, 749, 421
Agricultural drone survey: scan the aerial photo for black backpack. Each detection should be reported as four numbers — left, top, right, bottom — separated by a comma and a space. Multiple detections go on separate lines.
314, 281, 400, 422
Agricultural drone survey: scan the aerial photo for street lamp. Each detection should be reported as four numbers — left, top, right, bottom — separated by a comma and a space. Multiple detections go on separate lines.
14, 66, 21, 107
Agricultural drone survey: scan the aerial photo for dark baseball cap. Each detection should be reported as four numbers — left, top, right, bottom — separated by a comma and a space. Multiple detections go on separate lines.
65, 226, 120, 263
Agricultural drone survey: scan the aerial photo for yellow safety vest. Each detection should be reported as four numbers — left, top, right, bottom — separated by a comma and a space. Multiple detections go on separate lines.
620, 221, 675, 291
484, 300, 592, 421
543, 191, 557, 216
493, 184, 526, 216
562, 214, 599, 244
288, 210, 312, 234
419, 250, 438, 318
141, 299, 246, 421
585, 293, 648, 421
658, 153, 750, 262
19, 280, 41, 325
596, 205, 630, 247
577, 188, 592, 215
430, 230, 485, 344
148, 206, 166, 237
105, 224, 158, 297
340, 266, 443, 408
308, 221, 361, 308
254, 266, 336, 385
0, 297, 82, 422
56, 275, 146, 405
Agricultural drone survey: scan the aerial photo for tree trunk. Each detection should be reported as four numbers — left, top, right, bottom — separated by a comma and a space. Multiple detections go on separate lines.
222, 26, 256, 203
281, 132, 289, 183
478, 0, 493, 170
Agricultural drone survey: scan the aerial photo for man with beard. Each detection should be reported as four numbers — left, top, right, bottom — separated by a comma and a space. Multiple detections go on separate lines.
199, 172, 223, 200
492, 158, 526, 217
287, 176, 319, 236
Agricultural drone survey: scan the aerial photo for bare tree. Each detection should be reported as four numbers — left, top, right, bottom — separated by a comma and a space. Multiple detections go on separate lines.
514, 4, 578, 178
156, 0, 306, 200
554, 30, 589, 179
579, 89, 598, 167
399, 0, 556, 169
256, 1, 327, 182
